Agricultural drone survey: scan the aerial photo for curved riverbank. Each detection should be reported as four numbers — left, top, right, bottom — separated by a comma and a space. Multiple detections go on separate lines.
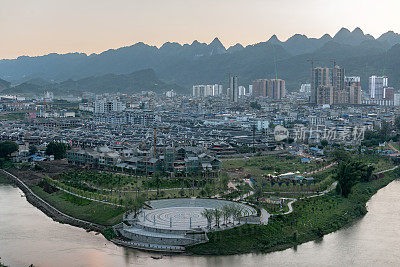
2, 167, 399, 257
188, 169, 399, 255
0, 169, 106, 232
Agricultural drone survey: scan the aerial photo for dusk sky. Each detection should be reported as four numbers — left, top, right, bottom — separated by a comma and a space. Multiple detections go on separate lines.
1, 0, 400, 59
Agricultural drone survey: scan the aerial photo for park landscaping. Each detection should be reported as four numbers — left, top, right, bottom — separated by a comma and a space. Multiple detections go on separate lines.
31, 181, 124, 226
2, 141, 399, 256
188, 167, 400, 255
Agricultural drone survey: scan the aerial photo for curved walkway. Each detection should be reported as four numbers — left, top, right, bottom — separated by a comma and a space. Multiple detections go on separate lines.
54, 185, 124, 207
273, 165, 398, 217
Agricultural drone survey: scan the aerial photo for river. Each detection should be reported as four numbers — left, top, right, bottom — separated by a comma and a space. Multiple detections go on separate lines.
1, 180, 400, 267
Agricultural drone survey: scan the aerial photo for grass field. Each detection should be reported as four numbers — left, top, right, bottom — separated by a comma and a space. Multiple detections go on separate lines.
31, 185, 124, 226
223, 154, 329, 178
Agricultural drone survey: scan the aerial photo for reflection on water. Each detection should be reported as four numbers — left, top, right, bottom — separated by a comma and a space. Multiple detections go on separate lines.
1, 180, 400, 267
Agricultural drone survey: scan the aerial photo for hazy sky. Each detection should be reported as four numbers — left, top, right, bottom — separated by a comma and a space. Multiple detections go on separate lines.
1, 0, 400, 59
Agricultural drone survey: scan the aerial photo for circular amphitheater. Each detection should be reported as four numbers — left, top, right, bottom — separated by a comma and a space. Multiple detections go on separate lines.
138, 198, 257, 230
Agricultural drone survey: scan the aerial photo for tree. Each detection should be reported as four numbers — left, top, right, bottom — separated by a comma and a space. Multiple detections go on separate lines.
320, 139, 328, 148
231, 205, 243, 225
201, 208, 214, 229
335, 158, 375, 197
331, 149, 351, 163
153, 172, 162, 195
29, 145, 38, 155
379, 120, 392, 141
395, 116, 400, 131
254, 183, 263, 202
250, 101, 261, 110
45, 142, 68, 160
0, 141, 18, 158
213, 209, 222, 228
179, 189, 185, 197
221, 205, 230, 225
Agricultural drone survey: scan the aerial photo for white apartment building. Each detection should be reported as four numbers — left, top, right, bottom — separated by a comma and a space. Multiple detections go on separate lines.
369, 76, 388, 99
192, 84, 223, 97
238, 86, 246, 96
94, 98, 125, 114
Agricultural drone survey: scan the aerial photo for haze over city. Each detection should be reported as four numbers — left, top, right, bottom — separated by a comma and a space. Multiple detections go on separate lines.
2, 0, 400, 59
2, 1, 400, 267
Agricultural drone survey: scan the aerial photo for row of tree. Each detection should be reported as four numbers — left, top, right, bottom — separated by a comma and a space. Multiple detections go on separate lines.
201, 204, 244, 229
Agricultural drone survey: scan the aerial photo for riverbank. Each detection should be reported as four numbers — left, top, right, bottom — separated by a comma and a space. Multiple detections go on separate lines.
187, 168, 400, 255
2, 165, 399, 256
0, 170, 109, 233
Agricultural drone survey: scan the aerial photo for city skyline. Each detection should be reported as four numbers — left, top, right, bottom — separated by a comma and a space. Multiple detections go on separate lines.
2, 0, 400, 59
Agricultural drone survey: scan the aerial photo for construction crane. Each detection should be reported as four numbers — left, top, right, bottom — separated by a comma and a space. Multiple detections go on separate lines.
307, 58, 320, 69
153, 126, 169, 157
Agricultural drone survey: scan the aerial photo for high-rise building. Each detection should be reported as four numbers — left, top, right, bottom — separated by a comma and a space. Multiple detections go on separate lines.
252, 79, 268, 97
317, 85, 333, 105
332, 65, 346, 104
311, 67, 331, 104
192, 84, 223, 97
369, 76, 388, 99
269, 79, 286, 99
384, 87, 394, 100
345, 76, 362, 104
230, 76, 239, 102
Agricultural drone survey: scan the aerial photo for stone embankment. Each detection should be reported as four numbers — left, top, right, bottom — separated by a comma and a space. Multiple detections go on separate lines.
1, 169, 105, 232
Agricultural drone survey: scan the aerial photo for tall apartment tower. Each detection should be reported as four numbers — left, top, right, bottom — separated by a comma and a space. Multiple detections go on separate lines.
230, 75, 239, 102
369, 76, 388, 99
252, 79, 268, 97
269, 79, 286, 99
311, 67, 332, 104
384, 87, 395, 100
345, 77, 362, 104
332, 65, 347, 104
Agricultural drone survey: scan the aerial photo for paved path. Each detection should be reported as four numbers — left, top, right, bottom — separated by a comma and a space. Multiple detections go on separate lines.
375, 165, 399, 175
83, 182, 192, 193
54, 185, 124, 207
306, 162, 337, 175
388, 142, 400, 153
272, 165, 398, 217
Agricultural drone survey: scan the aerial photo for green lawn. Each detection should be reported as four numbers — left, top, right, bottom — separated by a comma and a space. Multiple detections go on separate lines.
31, 185, 124, 226
223, 154, 329, 178
0, 174, 11, 184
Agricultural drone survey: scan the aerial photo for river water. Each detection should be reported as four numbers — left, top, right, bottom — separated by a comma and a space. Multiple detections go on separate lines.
1, 180, 400, 267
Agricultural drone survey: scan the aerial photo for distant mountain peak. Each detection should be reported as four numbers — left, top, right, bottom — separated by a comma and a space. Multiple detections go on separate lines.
268, 34, 281, 43
227, 43, 244, 53
208, 37, 226, 54
288, 34, 308, 41
320, 33, 332, 40
210, 37, 221, 44
191, 40, 201, 46
334, 27, 351, 38
209, 37, 224, 47
352, 27, 364, 34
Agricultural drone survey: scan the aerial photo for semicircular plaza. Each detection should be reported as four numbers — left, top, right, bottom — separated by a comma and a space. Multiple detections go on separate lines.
138, 198, 257, 230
